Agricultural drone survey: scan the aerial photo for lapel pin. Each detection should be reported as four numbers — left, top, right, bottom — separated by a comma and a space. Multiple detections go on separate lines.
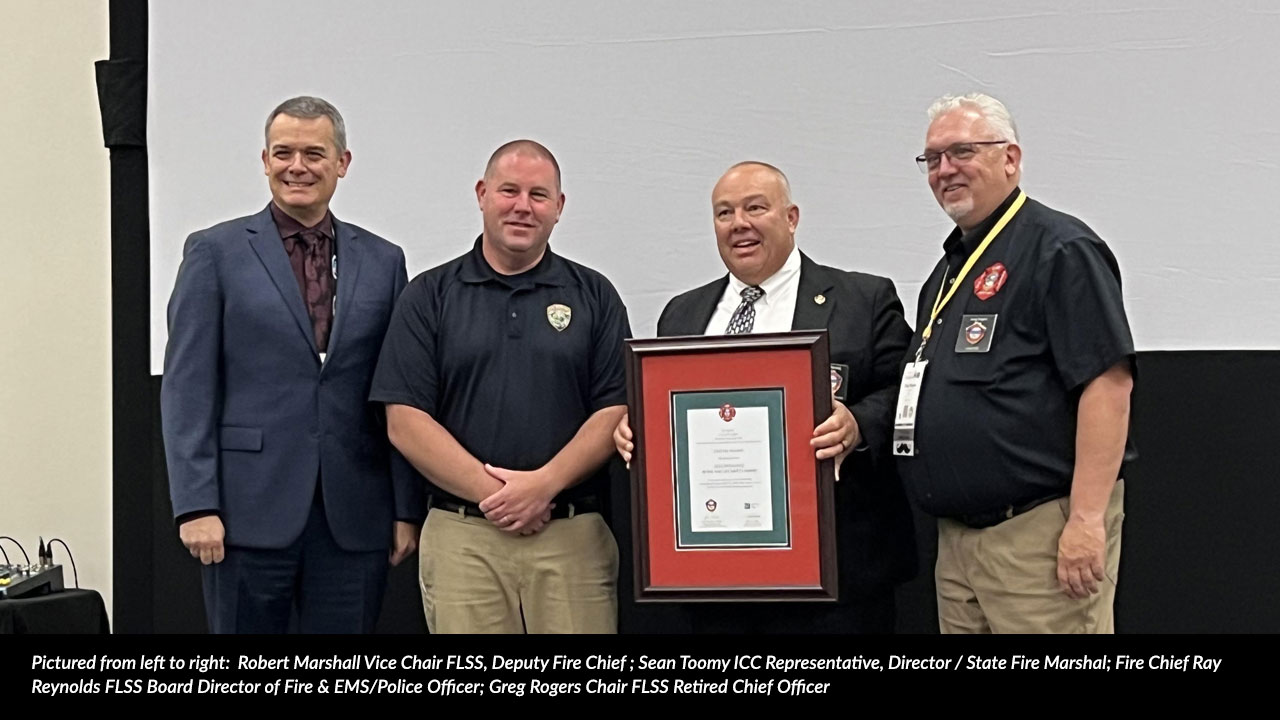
814, 294, 826, 305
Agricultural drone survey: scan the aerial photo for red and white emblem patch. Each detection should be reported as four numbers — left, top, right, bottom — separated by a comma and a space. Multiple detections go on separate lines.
974, 262, 1008, 301
718, 404, 736, 422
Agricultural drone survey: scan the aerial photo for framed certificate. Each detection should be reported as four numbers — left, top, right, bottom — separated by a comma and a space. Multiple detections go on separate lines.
624, 331, 837, 602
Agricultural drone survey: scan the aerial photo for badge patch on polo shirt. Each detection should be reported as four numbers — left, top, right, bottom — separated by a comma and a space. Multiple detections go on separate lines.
830, 363, 849, 401
974, 262, 1008, 300
546, 303, 571, 332
956, 314, 997, 353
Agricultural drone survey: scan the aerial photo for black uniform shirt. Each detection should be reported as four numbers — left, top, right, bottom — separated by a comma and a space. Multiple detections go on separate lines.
898, 188, 1136, 518
370, 236, 631, 505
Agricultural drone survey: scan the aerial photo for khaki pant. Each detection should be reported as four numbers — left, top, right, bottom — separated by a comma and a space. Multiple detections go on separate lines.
936, 481, 1125, 634
419, 507, 619, 634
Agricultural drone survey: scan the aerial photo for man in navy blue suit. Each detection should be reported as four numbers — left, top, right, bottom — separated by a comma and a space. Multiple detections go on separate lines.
161, 96, 422, 633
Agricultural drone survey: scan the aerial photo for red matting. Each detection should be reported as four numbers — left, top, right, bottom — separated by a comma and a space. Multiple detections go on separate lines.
640, 348, 821, 589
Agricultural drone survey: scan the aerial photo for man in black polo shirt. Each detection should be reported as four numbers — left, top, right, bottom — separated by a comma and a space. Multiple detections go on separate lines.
897, 93, 1135, 633
370, 140, 629, 633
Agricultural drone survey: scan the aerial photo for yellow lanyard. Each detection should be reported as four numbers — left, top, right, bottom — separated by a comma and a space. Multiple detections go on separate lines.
920, 190, 1027, 346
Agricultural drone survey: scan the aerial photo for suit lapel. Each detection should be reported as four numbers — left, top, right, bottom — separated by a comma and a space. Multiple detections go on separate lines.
683, 277, 729, 335
325, 216, 364, 361
791, 252, 835, 330
246, 205, 319, 357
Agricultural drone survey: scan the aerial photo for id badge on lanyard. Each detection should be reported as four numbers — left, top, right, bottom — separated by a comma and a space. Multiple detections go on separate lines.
892, 361, 927, 457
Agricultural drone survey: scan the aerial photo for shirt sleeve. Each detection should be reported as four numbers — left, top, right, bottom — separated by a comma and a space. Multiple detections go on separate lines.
369, 276, 441, 416
588, 279, 632, 411
1043, 234, 1136, 392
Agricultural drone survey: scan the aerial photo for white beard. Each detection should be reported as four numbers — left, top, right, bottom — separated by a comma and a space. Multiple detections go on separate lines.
942, 196, 973, 224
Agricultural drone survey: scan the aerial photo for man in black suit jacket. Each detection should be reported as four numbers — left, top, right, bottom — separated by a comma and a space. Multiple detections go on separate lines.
612, 162, 915, 632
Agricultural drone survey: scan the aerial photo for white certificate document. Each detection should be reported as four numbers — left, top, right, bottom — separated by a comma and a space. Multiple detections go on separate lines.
685, 406, 773, 532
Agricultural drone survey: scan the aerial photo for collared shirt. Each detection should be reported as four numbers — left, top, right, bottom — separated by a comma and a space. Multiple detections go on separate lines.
369, 236, 631, 506
705, 245, 802, 334
269, 202, 336, 354
703, 245, 862, 463
897, 187, 1137, 518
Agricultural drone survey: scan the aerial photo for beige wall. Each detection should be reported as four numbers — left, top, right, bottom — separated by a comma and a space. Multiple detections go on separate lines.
0, 1, 111, 616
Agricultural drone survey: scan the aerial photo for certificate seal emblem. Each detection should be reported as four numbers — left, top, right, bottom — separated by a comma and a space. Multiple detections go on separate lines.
705, 499, 718, 512
718, 403, 736, 422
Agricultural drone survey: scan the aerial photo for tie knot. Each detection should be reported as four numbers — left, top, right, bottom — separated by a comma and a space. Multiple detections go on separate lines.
297, 229, 322, 252
740, 285, 764, 303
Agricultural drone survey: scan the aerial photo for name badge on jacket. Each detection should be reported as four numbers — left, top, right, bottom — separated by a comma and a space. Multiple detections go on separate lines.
956, 314, 997, 353
830, 363, 849, 402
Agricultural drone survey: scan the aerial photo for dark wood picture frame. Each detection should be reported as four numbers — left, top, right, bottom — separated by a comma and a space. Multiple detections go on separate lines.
624, 331, 838, 602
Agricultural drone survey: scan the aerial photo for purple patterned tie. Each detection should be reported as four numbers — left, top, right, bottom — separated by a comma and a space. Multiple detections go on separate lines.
296, 229, 334, 352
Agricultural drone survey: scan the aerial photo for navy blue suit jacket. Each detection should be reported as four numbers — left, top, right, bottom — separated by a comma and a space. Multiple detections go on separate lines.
161, 205, 422, 552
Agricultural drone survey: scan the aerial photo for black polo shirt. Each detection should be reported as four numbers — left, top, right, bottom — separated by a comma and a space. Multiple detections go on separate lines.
369, 236, 631, 506
898, 188, 1136, 518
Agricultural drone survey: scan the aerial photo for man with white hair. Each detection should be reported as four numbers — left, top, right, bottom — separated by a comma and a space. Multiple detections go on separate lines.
896, 93, 1135, 633
613, 161, 916, 633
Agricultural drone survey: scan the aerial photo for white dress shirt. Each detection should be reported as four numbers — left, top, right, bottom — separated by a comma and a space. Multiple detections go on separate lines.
705, 246, 801, 335
701, 246, 859, 467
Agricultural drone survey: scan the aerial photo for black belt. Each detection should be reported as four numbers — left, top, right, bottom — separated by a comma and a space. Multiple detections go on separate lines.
955, 494, 1064, 529
429, 495, 601, 521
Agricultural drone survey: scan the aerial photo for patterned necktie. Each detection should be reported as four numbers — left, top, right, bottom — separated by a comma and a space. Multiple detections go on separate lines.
296, 229, 334, 352
725, 285, 765, 334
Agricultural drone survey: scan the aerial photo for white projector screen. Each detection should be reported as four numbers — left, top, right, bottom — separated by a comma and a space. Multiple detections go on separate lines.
149, 0, 1280, 372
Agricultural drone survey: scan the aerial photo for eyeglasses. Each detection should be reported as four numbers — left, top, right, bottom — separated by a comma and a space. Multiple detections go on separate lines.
915, 141, 1009, 173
